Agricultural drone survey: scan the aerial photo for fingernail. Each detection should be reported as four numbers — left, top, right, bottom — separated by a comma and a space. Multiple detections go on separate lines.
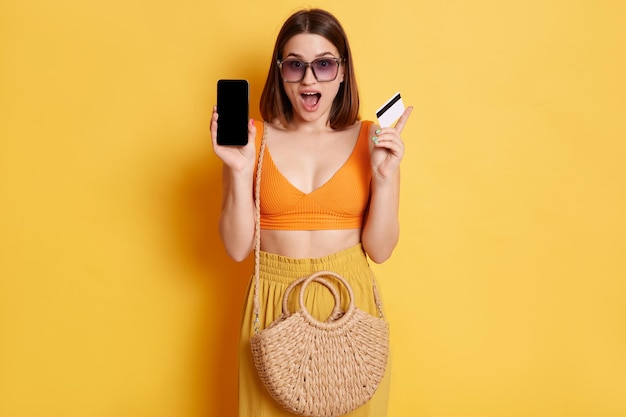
375, 129, 382, 134
371, 136, 379, 144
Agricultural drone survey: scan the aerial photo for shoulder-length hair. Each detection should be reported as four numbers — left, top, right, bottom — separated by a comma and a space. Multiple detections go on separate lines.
259, 9, 360, 130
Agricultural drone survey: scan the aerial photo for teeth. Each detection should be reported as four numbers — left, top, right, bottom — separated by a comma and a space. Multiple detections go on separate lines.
301, 92, 320, 107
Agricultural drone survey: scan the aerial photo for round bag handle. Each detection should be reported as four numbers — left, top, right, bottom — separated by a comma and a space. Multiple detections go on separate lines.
298, 271, 356, 329
282, 275, 343, 322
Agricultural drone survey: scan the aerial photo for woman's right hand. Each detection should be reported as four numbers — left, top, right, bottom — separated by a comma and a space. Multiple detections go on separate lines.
210, 106, 257, 172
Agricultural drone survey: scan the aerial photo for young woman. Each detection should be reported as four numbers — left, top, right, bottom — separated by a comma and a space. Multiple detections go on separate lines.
211, 8, 412, 417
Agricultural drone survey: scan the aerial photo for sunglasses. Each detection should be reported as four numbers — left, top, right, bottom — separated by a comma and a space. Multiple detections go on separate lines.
277, 57, 343, 83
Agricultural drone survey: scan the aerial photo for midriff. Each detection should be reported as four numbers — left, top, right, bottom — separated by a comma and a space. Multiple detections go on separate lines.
260, 228, 361, 259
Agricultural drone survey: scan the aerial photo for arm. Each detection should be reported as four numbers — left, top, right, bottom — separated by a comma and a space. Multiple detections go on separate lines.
219, 163, 255, 261
361, 107, 413, 263
361, 170, 401, 264
210, 107, 258, 261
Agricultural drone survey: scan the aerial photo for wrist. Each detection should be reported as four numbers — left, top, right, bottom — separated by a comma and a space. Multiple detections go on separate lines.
371, 170, 399, 188
227, 163, 255, 182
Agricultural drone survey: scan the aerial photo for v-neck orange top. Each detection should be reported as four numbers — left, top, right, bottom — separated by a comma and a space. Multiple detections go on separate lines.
254, 120, 373, 230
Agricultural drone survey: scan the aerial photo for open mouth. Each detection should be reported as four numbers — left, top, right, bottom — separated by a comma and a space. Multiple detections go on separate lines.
301, 92, 321, 108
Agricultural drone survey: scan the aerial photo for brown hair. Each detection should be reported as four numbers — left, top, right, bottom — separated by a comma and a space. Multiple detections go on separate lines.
259, 9, 360, 130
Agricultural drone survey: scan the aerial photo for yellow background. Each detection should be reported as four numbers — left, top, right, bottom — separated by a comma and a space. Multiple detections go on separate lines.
1, 0, 625, 416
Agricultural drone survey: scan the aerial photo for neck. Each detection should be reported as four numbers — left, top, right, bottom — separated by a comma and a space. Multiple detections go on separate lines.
286, 114, 334, 133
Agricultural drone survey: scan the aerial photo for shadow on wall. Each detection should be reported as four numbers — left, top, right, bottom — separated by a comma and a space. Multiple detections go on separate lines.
171, 152, 253, 416
170, 67, 267, 416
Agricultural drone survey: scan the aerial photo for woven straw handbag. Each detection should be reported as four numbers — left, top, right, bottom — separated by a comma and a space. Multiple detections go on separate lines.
249, 123, 390, 417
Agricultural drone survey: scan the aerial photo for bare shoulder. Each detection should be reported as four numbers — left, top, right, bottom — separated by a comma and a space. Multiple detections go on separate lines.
334, 120, 362, 139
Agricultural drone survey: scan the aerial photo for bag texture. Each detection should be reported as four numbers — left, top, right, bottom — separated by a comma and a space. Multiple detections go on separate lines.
250, 271, 389, 417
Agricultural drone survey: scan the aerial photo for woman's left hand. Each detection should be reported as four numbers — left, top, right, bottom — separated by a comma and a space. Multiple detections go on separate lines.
370, 106, 413, 179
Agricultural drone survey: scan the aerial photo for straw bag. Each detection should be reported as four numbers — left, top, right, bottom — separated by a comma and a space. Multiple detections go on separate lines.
249, 123, 390, 417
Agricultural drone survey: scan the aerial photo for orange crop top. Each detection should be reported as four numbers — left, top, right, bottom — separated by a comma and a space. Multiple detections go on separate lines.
254, 121, 373, 230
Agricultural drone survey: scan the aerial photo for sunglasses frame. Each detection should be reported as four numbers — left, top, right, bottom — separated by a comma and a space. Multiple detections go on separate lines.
277, 57, 344, 83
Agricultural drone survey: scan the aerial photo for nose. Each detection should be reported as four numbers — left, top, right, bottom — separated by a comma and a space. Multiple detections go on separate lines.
301, 64, 317, 84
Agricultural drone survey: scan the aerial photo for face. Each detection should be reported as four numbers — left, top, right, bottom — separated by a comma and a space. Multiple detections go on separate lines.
280, 33, 345, 125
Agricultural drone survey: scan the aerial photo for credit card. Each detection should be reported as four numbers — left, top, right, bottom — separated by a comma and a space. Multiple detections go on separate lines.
375, 92, 405, 128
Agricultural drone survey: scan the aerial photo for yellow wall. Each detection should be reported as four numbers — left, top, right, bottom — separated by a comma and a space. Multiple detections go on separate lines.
1, 0, 625, 416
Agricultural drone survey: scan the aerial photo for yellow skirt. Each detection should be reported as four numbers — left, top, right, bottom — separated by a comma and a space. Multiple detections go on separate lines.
238, 244, 391, 417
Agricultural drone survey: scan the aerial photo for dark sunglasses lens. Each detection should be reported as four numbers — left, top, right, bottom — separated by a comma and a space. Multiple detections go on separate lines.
312, 59, 338, 81
282, 60, 305, 82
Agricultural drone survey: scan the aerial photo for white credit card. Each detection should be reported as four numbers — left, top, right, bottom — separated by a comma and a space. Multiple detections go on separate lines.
375, 92, 405, 128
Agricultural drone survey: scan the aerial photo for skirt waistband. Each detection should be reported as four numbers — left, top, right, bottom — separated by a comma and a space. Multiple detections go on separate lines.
258, 244, 369, 283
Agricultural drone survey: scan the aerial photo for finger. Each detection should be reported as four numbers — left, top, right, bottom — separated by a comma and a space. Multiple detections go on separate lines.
372, 138, 404, 157
375, 131, 405, 146
393, 106, 413, 134
247, 118, 257, 149
210, 106, 218, 136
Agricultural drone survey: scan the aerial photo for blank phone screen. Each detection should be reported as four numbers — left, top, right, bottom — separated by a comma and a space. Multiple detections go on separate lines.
217, 79, 249, 146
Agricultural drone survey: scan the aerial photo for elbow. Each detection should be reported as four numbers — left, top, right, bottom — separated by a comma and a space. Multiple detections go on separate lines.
222, 239, 254, 263
362, 231, 398, 264
367, 249, 393, 264
222, 237, 253, 262
363, 240, 397, 264
228, 249, 252, 263
219, 220, 254, 262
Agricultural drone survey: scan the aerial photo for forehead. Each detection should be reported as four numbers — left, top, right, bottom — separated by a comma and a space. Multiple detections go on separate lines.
282, 33, 339, 58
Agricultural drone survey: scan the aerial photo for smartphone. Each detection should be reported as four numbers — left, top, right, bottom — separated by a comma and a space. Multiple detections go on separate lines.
217, 79, 249, 146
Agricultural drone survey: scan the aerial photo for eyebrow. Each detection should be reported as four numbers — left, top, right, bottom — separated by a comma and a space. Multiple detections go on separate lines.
284, 51, 337, 59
